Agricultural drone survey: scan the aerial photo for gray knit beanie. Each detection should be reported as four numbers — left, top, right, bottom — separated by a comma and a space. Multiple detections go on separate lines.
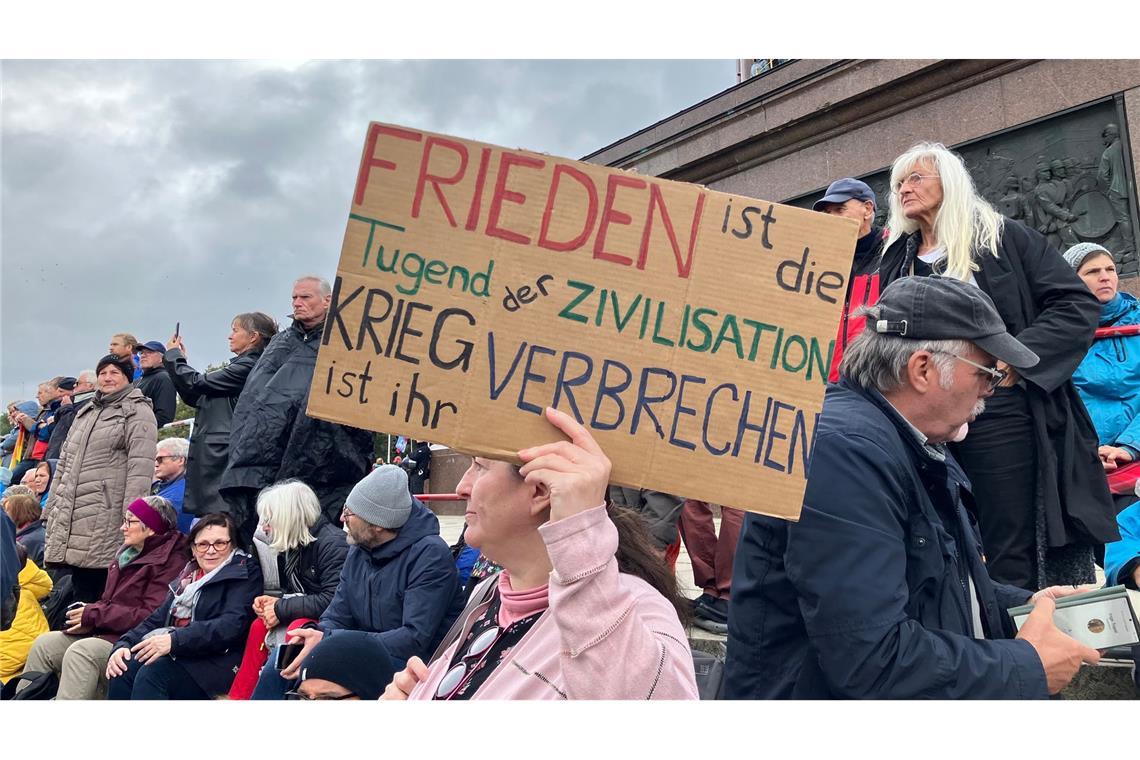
1062, 242, 1111, 271
344, 465, 414, 529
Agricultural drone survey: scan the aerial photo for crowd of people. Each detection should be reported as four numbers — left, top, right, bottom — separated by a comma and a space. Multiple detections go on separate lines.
2, 140, 1140, 701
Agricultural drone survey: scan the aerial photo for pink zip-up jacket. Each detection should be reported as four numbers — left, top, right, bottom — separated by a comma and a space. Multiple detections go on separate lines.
408, 504, 699, 700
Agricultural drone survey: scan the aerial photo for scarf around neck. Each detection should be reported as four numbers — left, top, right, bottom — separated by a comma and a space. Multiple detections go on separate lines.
170, 550, 237, 621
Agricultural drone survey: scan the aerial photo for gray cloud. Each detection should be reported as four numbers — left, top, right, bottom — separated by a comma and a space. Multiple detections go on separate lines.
1, 59, 731, 403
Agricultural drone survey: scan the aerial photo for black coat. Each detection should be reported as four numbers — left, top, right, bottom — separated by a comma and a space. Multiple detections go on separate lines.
114, 551, 263, 697
220, 320, 374, 523
45, 393, 94, 460
136, 367, 177, 428
724, 379, 1046, 699
273, 516, 349, 624
405, 442, 432, 494
163, 347, 261, 516
15, 521, 46, 568
879, 219, 1118, 548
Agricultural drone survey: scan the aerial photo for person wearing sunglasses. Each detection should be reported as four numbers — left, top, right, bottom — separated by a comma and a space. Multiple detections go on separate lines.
878, 142, 1116, 593
726, 275, 1101, 699
105, 512, 262, 699
151, 438, 192, 533
286, 630, 394, 701
20, 496, 189, 699
383, 407, 698, 701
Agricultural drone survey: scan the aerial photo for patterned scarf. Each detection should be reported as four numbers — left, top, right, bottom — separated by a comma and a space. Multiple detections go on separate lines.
170, 551, 237, 621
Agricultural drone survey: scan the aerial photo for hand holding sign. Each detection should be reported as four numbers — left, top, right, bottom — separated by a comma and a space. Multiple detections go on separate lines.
518, 406, 612, 525
307, 122, 858, 520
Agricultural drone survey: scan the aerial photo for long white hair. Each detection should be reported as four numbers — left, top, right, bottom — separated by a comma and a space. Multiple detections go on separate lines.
884, 142, 1005, 281
256, 479, 320, 552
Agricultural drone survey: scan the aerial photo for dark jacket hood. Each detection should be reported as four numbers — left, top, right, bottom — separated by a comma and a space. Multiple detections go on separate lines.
363, 499, 439, 563
42, 457, 60, 494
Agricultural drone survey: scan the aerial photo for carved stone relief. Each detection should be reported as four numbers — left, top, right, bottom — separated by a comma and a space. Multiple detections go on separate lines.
788, 100, 1138, 277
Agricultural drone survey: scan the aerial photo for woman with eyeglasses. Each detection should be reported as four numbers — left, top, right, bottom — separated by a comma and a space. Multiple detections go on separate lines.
21, 497, 189, 699
878, 142, 1117, 591
383, 407, 698, 701
105, 512, 262, 700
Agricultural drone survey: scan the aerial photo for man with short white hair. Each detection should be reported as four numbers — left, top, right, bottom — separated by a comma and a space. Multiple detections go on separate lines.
725, 275, 1102, 699
153, 438, 191, 532
222, 276, 374, 543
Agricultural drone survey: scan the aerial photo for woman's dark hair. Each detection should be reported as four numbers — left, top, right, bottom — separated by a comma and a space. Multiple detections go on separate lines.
503, 464, 692, 627
233, 311, 279, 349
188, 512, 241, 551
607, 504, 693, 628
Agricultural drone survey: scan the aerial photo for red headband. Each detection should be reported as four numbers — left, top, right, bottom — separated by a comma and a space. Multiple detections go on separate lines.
127, 498, 168, 534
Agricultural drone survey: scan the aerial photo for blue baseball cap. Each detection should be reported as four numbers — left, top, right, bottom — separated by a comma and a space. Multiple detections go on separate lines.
812, 178, 877, 212
137, 341, 167, 354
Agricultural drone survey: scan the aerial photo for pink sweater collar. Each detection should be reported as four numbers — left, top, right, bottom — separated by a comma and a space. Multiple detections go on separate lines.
496, 571, 549, 628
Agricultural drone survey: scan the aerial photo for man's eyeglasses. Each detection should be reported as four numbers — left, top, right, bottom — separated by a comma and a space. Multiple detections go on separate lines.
193, 539, 232, 554
892, 172, 940, 194
435, 625, 504, 700
284, 689, 355, 701
155, 456, 179, 463
932, 350, 1007, 391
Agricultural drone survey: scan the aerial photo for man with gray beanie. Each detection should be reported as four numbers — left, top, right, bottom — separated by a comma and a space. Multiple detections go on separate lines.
252, 465, 463, 698
726, 275, 1103, 699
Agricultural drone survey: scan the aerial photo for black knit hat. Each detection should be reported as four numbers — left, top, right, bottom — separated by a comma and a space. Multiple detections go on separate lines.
95, 353, 135, 381
299, 631, 395, 700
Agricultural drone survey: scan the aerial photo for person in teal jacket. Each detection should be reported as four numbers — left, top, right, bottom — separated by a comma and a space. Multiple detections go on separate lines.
1102, 497, 1140, 692
1067, 243, 1140, 511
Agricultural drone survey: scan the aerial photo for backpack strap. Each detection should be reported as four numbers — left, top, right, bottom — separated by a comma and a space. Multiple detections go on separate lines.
428, 572, 500, 665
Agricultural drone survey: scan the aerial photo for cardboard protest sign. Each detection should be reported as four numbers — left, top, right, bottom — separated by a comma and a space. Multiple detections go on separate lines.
306, 122, 858, 519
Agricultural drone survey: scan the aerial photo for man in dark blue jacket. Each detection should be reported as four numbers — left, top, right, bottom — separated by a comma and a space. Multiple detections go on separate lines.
262, 465, 462, 695
725, 275, 1101, 699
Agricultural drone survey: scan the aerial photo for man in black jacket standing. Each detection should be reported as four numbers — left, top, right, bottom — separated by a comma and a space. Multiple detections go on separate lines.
221, 276, 374, 543
136, 341, 177, 428
725, 276, 1100, 699
46, 371, 96, 460
812, 178, 884, 382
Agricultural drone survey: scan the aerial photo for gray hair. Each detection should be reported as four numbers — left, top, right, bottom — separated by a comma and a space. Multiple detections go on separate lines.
3, 485, 35, 500
137, 495, 179, 532
841, 305, 967, 393
295, 275, 332, 297
256, 479, 321, 552
156, 437, 190, 459
77, 369, 96, 385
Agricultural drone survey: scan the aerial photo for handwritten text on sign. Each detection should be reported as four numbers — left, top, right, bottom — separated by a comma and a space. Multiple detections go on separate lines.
307, 123, 858, 519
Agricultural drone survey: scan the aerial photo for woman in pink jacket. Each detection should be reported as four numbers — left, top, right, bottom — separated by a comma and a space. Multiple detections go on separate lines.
383, 407, 698, 701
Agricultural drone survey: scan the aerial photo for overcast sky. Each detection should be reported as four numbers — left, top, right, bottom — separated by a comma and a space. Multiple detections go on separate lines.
0, 59, 733, 405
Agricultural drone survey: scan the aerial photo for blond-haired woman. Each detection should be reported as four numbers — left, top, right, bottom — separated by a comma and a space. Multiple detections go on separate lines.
245, 480, 347, 699
878, 142, 1117, 590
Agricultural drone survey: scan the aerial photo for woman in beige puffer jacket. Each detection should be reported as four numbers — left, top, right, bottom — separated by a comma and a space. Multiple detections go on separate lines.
44, 355, 157, 601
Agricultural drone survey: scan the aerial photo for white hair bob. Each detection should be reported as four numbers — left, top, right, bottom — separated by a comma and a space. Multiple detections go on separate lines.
256, 479, 321, 552
884, 142, 1005, 282
156, 437, 190, 459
